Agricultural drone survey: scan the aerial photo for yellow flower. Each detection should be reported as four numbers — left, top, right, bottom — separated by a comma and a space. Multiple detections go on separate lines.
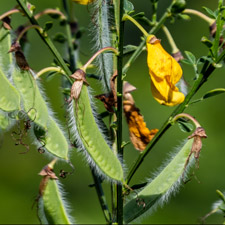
72, 0, 94, 5
146, 35, 185, 106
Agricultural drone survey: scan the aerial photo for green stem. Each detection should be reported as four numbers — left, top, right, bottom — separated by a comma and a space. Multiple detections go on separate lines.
82, 47, 119, 72
16, 0, 72, 83
62, 0, 76, 72
123, 14, 148, 37
126, 50, 225, 184
36, 67, 65, 79
0, 8, 20, 21
34, 8, 66, 20
183, 8, 215, 25
16, 24, 43, 43
151, 1, 158, 23
91, 169, 112, 224
162, 25, 179, 54
116, 0, 125, 223
122, 9, 170, 74
172, 113, 201, 128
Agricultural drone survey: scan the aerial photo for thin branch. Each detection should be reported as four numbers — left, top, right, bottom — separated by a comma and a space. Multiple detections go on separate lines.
91, 169, 112, 224
116, 0, 125, 223
16, 0, 72, 83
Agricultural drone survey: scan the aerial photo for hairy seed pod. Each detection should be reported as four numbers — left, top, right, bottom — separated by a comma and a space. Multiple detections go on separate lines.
69, 74, 124, 182
124, 139, 195, 223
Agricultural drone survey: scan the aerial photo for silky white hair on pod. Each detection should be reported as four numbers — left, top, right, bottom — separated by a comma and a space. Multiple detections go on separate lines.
32, 72, 72, 161
128, 140, 196, 224
68, 86, 126, 183
37, 179, 76, 224
11, 65, 71, 161
90, 0, 113, 92
54, 180, 76, 224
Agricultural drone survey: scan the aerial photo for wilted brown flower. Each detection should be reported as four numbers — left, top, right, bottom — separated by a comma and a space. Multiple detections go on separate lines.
184, 127, 207, 172
123, 82, 158, 151
70, 69, 89, 101
8, 41, 30, 70
95, 71, 118, 113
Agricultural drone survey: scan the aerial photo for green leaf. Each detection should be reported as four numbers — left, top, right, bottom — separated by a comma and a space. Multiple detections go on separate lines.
202, 7, 217, 19
203, 88, 225, 99
201, 36, 213, 48
44, 21, 53, 32
124, 139, 194, 223
180, 58, 193, 65
123, 45, 138, 56
53, 33, 67, 43
184, 51, 196, 64
124, 0, 134, 14
177, 118, 194, 133
132, 12, 145, 19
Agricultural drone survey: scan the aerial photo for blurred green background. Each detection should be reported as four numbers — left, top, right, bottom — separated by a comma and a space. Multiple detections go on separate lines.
0, 0, 225, 224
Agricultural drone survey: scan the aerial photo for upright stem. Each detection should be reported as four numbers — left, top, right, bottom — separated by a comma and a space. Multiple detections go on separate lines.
151, 1, 158, 23
91, 169, 112, 224
62, 0, 76, 72
16, 0, 72, 82
116, 0, 124, 223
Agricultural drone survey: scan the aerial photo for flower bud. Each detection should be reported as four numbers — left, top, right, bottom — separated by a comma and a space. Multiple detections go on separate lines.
171, 0, 186, 14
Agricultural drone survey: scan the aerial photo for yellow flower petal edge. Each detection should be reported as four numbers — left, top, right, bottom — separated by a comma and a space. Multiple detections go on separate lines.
72, 0, 94, 5
146, 35, 185, 106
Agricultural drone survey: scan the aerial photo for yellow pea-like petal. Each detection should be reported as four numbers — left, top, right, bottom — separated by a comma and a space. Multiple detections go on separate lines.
146, 35, 185, 106
72, 0, 94, 5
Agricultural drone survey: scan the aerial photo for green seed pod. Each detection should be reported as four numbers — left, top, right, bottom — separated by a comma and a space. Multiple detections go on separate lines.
124, 139, 194, 223
33, 117, 69, 160
171, 0, 186, 14
0, 27, 20, 112
0, 68, 21, 112
12, 68, 69, 160
38, 178, 74, 224
0, 110, 13, 130
0, 27, 13, 75
69, 84, 124, 182
12, 69, 49, 129
91, 0, 113, 91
